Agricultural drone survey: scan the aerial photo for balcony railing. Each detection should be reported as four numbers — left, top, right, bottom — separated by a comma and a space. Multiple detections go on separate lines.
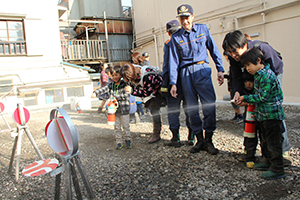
61, 40, 107, 61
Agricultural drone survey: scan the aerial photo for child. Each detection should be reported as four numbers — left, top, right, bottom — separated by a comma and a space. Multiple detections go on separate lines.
97, 65, 112, 113
92, 65, 132, 149
135, 96, 145, 118
129, 94, 139, 123
238, 47, 285, 180
237, 71, 259, 169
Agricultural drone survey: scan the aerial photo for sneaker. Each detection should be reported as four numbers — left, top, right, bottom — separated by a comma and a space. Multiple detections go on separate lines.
125, 140, 132, 149
283, 151, 292, 166
229, 115, 238, 122
253, 162, 270, 171
246, 161, 255, 169
260, 170, 286, 180
237, 154, 247, 162
237, 150, 247, 162
233, 116, 243, 124
116, 143, 124, 150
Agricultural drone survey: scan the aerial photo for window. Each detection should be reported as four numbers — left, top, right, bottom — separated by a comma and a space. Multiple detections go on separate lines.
93, 81, 99, 91
45, 89, 64, 104
0, 79, 13, 94
67, 86, 84, 98
23, 93, 38, 106
0, 20, 26, 55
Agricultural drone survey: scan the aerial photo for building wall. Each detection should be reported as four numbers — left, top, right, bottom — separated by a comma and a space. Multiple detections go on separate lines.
69, 0, 123, 19
132, 0, 300, 102
0, 0, 93, 113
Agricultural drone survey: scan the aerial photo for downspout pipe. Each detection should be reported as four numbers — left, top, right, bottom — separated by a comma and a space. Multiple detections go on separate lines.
103, 11, 111, 63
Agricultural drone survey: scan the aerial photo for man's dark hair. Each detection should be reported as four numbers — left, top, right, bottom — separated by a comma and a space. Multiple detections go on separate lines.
240, 47, 265, 67
222, 30, 248, 52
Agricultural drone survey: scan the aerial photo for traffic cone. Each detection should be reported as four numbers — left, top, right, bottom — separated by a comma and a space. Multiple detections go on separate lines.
107, 100, 116, 125
244, 104, 256, 138
76, 102, 81, 114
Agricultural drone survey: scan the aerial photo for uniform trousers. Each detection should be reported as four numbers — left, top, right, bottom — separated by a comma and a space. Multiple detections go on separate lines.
180, 63, 216, 134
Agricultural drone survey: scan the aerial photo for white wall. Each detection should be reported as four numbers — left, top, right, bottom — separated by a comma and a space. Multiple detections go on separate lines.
132, 0, 300, 102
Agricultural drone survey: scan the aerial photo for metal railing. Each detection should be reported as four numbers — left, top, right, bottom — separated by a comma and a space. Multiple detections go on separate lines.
61, 40, 107, 61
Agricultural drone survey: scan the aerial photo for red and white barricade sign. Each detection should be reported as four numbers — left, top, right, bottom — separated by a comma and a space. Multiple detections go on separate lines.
22, 159, 59, 177
12, 104, 30, 125
45, 108, 79, 156
0, 102, 5, 113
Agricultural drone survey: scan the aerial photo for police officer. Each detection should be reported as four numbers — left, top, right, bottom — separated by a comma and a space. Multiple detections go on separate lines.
161, 20, 194, 147
168, 4, 224, 155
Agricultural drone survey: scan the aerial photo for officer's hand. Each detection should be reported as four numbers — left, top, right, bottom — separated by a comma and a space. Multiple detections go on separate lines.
170, 85, 177, 98
91, 92, 96, 98
217, 72, 224, 86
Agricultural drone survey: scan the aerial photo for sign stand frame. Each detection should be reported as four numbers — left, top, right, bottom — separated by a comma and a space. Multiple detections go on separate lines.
50, 151, 94, 200
47, 108, 94, 200
7, 103, 43, 182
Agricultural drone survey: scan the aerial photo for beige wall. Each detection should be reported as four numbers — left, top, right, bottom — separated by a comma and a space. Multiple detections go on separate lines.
132, 0, 300, 103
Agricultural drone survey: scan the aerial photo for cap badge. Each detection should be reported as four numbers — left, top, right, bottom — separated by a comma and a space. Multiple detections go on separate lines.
179, 6, 188, 13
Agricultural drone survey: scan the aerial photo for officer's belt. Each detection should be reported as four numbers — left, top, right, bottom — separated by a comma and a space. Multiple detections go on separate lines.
181, 60, 206, 69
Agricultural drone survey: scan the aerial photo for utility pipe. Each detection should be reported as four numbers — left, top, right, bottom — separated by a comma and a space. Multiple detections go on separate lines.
103, 11, 111, 63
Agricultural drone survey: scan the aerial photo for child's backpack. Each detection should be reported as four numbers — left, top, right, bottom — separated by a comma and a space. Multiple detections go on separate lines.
133, 64, 162, 83
129, 95, 137, 114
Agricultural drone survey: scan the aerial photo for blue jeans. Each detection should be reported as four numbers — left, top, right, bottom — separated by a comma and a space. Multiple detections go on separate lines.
136, 103, 144, 116
277, 73, 290, 152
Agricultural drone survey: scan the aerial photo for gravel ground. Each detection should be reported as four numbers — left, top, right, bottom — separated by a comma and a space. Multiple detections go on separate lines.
0, 102, 299, 199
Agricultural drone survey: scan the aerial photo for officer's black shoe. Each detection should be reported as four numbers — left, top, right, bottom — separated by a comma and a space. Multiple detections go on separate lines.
204, 131, 219, 155
187, 140, 194, 146
165, 129, 182, 148
165, 140, 182, 148
189, 132, 204, 153
190, 141, 204, 153
204, 142, 219, 155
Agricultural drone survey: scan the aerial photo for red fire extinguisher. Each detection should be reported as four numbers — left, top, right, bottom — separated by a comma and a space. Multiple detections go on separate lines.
76, 102, 81, 114
107, 97, 118, 125
243, 104, 256, 138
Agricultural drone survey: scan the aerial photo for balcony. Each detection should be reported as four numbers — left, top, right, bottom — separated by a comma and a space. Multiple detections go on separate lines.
61, 39, 107, 61
61, 39, 131, 63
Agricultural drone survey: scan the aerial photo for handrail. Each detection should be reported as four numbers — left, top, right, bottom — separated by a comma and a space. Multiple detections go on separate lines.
61, 39, 107, 61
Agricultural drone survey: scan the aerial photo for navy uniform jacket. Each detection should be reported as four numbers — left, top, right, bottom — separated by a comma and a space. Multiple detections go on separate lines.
230, 40, 284, 95
162, 39, 171, 87
168, 23, 224, 85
